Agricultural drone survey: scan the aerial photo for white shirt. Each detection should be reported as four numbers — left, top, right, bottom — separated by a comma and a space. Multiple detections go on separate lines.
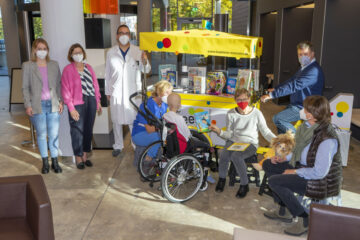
163, 111, 191, 141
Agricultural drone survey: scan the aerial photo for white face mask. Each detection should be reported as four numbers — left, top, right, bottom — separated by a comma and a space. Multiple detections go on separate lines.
161, 95, 168, 104
119, 35, 130, 45
299, 108, 309, 121
72, 54, 84, 63
299, 55, 311, 67
36, 50, 48, 60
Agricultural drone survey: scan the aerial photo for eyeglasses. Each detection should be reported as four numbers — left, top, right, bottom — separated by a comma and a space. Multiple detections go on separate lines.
236, 98, 249, 102
117, 32, 130, 35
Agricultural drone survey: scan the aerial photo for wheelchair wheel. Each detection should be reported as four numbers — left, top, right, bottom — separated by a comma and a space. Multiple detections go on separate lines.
161, 154, 204, 203
138, 140, 167, 182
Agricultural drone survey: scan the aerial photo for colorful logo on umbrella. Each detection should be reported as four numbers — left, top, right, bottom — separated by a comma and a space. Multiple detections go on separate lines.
331, 101, 349, 118
157, 38, 172, 49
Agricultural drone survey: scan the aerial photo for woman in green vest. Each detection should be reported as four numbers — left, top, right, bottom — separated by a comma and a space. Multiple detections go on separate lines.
262, 95, 342, 236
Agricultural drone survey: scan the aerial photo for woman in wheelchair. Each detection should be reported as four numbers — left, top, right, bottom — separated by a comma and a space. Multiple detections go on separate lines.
132, 80, 173, 162
209, 88, 276, 198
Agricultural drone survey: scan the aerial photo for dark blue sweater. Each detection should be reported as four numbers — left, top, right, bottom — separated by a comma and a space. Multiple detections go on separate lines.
271, 61, 324, 108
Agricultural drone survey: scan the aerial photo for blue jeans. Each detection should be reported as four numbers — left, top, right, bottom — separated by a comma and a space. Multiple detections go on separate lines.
272, 105, 301, 134
30, 100, 60, 158
132, 131, 160, 158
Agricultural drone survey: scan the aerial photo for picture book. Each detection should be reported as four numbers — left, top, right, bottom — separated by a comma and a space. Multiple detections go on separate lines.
194, 111, 211, 133
227, 142, 250, 151
159, 64, 176, 81
236, 69, 252, 91
166, 70, 177, 87
193, 76, 206, 94
226, 77, 237, 94
252, 70, 260, 91
206, 71, 226, 95
188, 67, 206, 90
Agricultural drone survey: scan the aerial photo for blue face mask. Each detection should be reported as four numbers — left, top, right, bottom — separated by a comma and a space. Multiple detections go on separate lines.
299, 55, 311, 67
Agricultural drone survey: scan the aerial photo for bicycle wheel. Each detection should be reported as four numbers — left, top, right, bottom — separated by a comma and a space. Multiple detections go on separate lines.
161, 154, 204, 203
138, 140, 167, 182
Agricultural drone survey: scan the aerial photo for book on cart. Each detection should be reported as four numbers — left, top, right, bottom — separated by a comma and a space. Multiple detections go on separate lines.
166, 70, 177, 87
159, 64, 176, 81
227, 142, 250, 151
207, 71, 227, 95
188, 67, 206, 90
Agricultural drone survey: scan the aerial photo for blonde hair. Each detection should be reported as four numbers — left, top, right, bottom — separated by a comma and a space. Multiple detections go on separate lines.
152, 80, 173, 97
30, 38, 50, 62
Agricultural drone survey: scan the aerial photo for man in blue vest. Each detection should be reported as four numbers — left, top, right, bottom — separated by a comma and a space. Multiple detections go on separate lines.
261, 41, 324, 134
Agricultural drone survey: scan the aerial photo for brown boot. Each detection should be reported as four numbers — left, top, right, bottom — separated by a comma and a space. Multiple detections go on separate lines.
284, 217, 308, 236
264, 205, 293, 223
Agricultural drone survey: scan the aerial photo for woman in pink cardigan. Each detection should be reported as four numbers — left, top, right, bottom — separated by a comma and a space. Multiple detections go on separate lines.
62, 43, 101, 169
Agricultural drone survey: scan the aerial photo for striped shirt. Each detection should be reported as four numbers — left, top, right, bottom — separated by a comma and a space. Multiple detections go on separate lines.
79, 65, 95, 96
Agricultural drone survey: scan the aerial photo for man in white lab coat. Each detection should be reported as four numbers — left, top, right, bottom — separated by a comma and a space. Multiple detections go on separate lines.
105, 24, 151, 157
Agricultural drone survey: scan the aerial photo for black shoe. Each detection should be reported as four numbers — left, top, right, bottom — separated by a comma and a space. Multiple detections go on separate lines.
215, 178, 226, 193
41, 157, 49, 174
236, 184, 249, 198
76, 162, 85, 170
51, 157, 62, 173
112, 149, 121, 157
84, 160, 93, 167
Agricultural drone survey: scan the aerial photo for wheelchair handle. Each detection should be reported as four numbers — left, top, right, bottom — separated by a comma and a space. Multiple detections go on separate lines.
129, 91, 163, 130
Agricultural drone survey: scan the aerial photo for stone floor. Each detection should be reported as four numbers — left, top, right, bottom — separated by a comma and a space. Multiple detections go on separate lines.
1, 101, 360, 240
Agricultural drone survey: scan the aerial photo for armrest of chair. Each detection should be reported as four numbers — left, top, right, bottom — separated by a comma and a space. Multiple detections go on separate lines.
0, 180, 27, 218
26, 175, 55, 240
308, 203, 360, 240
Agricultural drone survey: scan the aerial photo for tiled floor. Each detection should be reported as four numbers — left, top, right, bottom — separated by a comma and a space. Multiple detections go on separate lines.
1, 101, 359, 240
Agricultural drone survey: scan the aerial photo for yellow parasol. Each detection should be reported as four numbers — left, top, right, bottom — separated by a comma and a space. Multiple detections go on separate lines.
140, 29, 263, 59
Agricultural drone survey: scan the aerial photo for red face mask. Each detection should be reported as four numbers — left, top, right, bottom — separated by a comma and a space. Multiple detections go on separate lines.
237, 101, 248, 110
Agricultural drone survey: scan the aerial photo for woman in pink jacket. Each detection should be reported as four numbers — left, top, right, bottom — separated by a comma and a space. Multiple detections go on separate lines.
62, 43, 102, 169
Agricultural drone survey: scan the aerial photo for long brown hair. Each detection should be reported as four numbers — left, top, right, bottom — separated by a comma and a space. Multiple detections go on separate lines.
30, 38, 50, 62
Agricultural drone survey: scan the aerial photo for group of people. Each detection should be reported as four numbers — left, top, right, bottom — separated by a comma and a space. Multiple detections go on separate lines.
22, 24, 148, 172
22, 23, 341, 236
22, 38, 102, 172
129, 41, 341, 236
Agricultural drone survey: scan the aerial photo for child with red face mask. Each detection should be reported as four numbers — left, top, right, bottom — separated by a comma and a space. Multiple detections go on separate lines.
209, 88, 276, 198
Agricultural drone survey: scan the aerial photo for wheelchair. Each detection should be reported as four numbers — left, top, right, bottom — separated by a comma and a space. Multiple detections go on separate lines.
130, 91, 211, 203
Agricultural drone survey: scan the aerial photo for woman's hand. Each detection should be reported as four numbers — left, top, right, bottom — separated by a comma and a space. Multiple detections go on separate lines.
209, 124, 221, 134
59, 102, 63, 114
270, 156, 287, 164
97, 103, 102, 115
70, 110, 80, 121
26, 107, 33, 117
283, 169, 296, 175
145, 124, 156, 133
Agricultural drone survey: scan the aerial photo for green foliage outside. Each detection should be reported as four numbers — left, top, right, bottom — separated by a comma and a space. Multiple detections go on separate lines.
33, 17, 43, 39
152, 0, 232, 32
0, 18, 4, 39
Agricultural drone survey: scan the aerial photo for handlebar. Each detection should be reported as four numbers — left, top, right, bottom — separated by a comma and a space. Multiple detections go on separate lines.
129, 91, 163, 130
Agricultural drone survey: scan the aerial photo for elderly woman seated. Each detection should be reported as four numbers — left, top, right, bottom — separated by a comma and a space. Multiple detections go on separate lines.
262, 95, 342, 236
209, 88, 276, 198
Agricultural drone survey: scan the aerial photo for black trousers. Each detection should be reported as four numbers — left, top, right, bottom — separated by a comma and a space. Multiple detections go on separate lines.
69, 95, 97, 157
268, 174, 308, 217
